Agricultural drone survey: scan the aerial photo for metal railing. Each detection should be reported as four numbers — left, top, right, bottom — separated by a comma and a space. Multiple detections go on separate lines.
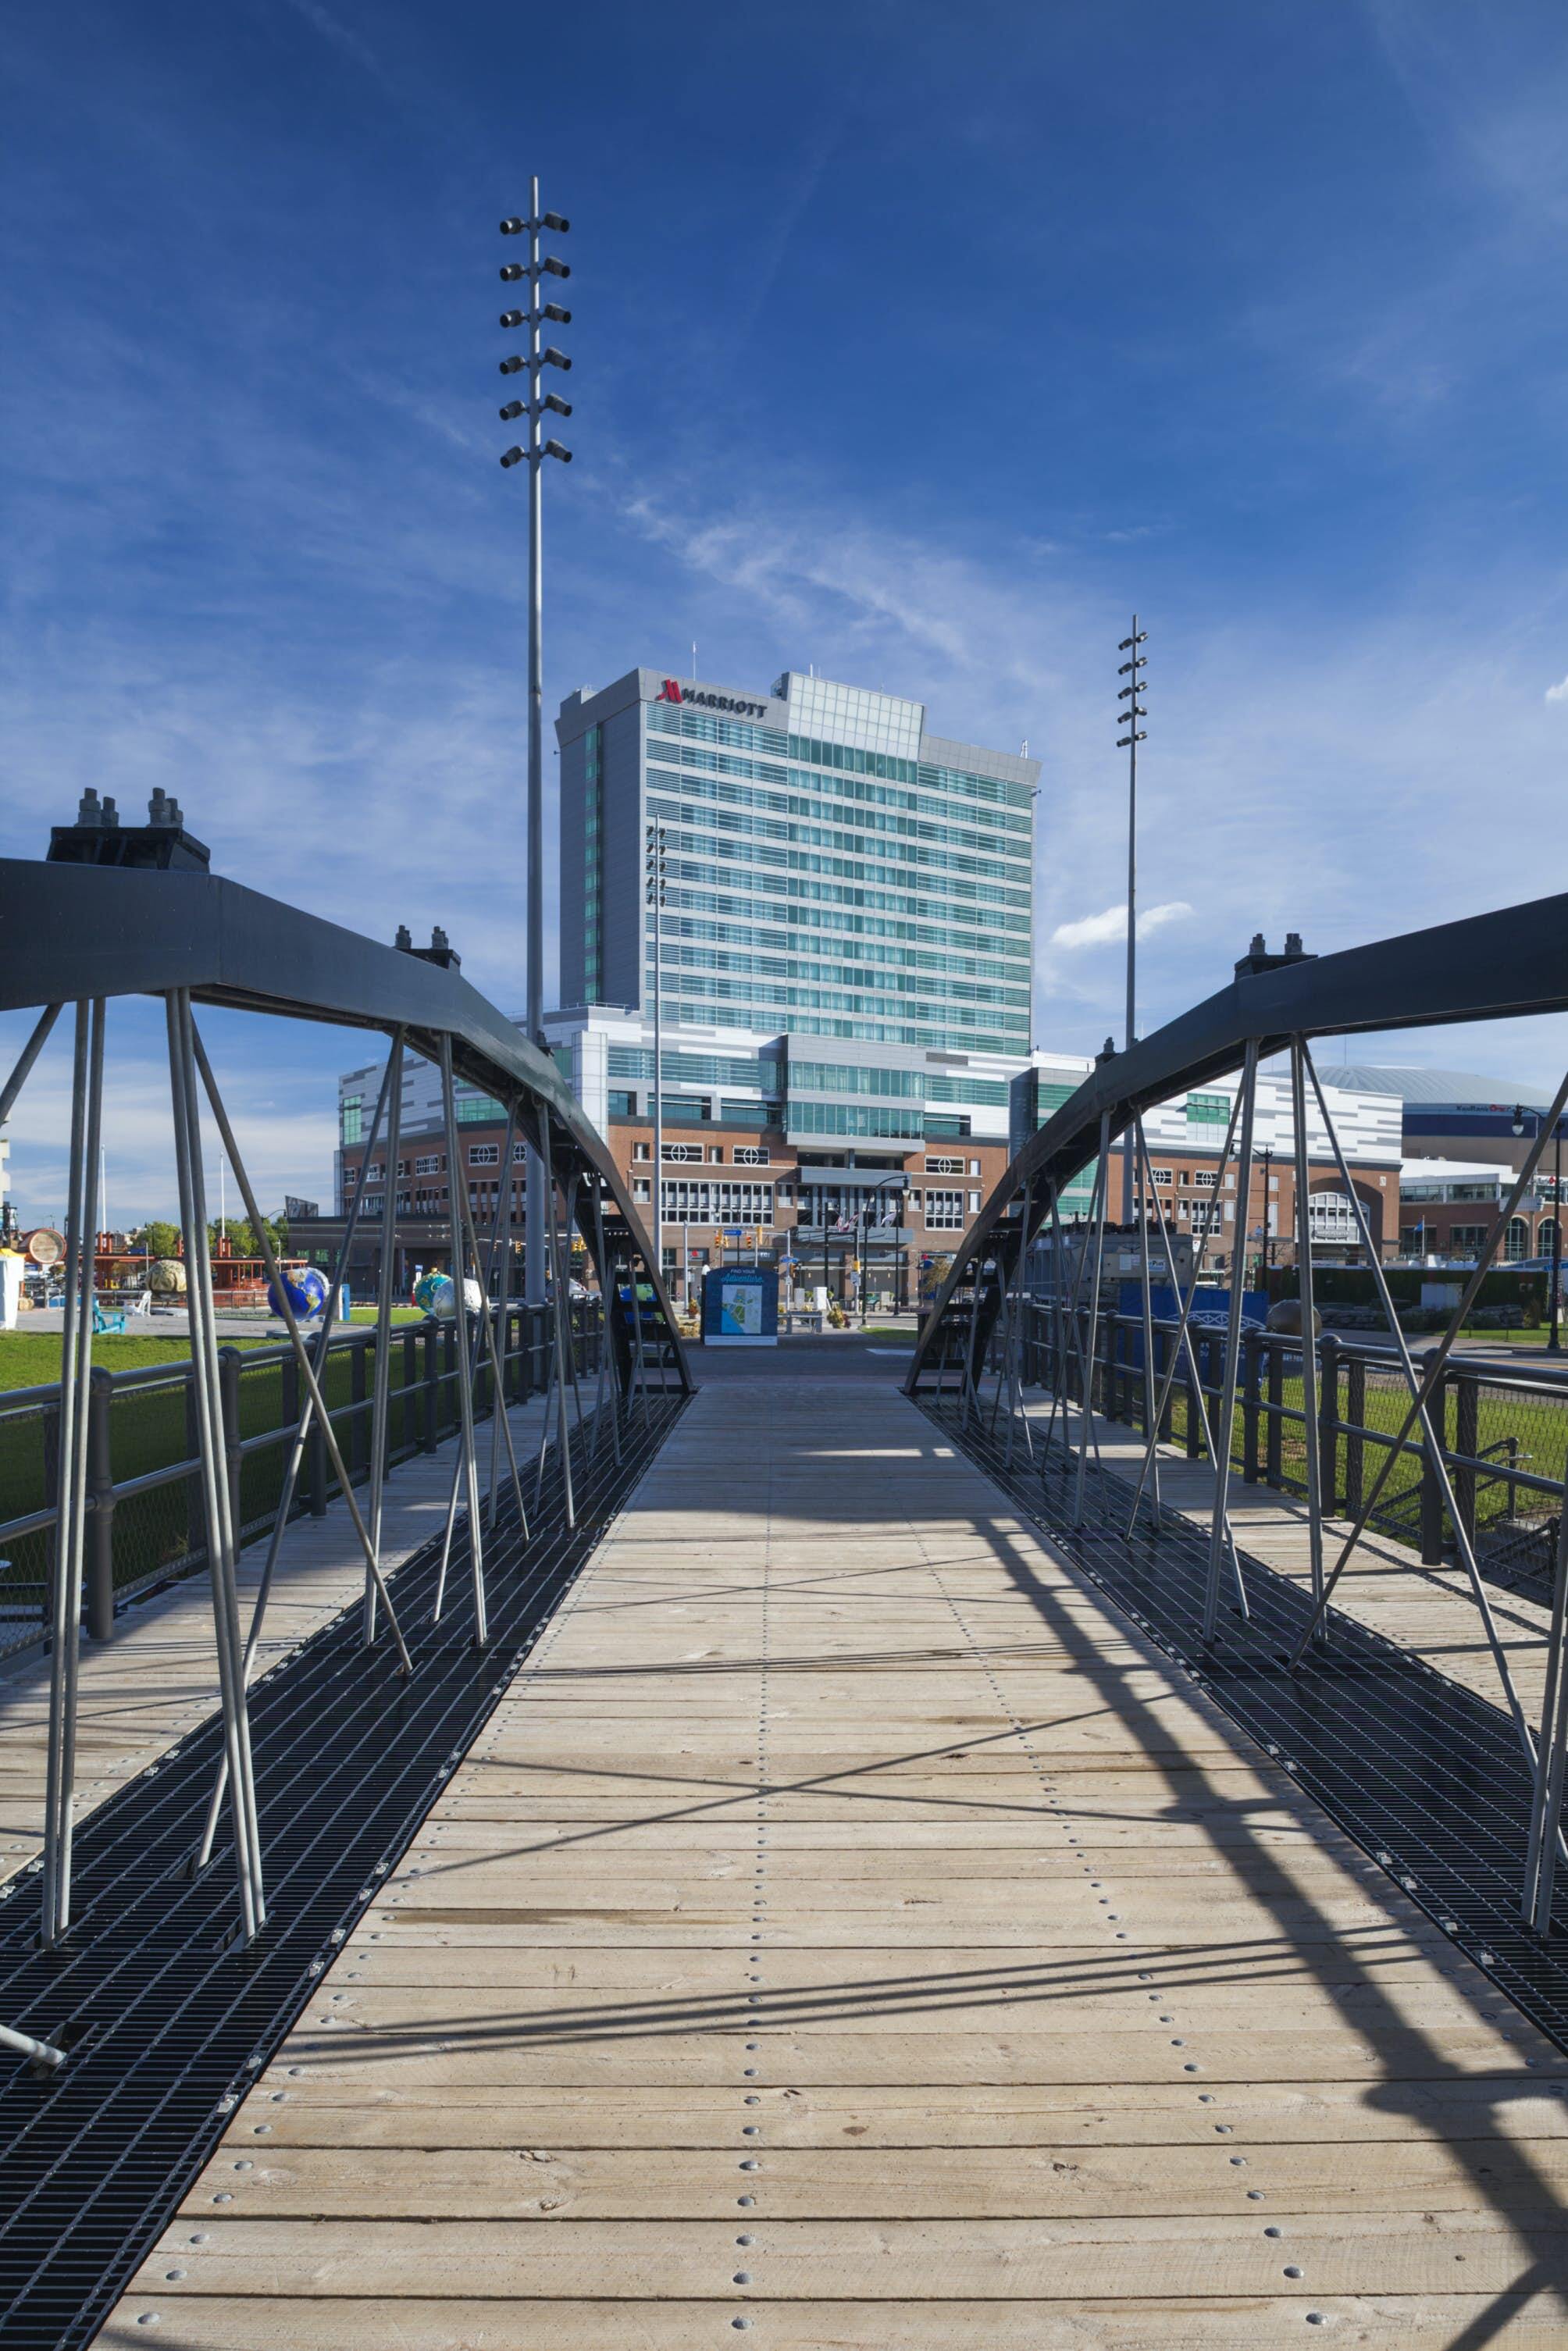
0, 1302, 600, 1658
1021, 1299, 1568, 1601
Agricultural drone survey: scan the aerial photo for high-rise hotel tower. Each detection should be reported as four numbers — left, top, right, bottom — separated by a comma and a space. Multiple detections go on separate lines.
555, 668, 1038, 1056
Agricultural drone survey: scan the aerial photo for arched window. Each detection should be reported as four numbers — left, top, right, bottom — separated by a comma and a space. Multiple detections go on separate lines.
1539, 1218, 1559, 1261
1506, 1216, 1531, 1262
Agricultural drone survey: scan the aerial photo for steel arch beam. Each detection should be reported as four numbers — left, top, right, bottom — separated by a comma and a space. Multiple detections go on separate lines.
0, 858, 692, 1393
907, 888, 1568, 1392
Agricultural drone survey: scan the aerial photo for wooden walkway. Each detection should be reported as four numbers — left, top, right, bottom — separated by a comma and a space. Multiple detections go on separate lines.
102, 1369, 1568, 2347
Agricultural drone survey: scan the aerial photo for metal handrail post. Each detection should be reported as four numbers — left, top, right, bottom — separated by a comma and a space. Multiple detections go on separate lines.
437, 1034, 487, 1644
168, 992, 264, 1940
366, 1028, 405, 1640
1289, 1035, 1326, 1640
41, 998, 104, 1943
1072, 1113, 1114, 1528
1203, 1038, 1259, 1642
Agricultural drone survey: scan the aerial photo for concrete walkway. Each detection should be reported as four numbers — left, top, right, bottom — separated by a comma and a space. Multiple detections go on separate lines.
105, 1368, 1568, 2347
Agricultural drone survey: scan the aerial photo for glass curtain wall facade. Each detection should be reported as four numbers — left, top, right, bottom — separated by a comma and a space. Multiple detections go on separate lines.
556, 668, 1039, 1056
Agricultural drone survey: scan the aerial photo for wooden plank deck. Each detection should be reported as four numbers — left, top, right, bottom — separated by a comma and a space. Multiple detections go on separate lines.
0, 1387, 559, 1891
102, 1371, 1568, 2347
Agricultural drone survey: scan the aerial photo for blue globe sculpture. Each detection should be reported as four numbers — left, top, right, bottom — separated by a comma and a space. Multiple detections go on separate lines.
269, 1265, 330, 1319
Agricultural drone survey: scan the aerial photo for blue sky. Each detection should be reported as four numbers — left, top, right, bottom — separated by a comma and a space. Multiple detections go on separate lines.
4, 0, 1568, 1219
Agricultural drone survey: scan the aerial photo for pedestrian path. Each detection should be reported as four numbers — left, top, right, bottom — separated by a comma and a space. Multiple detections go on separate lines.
105, 1373, 1568, 2346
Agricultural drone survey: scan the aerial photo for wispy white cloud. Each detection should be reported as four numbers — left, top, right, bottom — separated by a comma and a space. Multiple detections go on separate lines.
1546, 674, 1568, 703
1051, 900, 1193, 951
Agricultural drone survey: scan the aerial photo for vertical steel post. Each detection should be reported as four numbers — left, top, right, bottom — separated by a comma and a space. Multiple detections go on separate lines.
440, 1035, 487, 1644
41, 999, 104, 1944
1203, 1039, 1260, 1642
1072, 1113, 1114, 1528
590, 1185, 622, 1465
167, 992, 264, 1940
1523, 1491, 1568, 1932
1131, 1126, 1161, 1526
1284, 1045, 1549, 1756
1289, 1036, 1326, 1638
453, 1112, 529, 1541
486, 1099, 520, 1531
366, 1029, 404, 1640
544, 1124, 576, 1531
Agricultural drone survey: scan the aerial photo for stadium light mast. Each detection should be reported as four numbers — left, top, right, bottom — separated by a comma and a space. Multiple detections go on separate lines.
1117, 618, 1148, 1220
498, 178, 572, 1304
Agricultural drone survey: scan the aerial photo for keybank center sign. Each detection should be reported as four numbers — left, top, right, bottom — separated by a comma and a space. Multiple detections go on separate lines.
654, 679, 774, 722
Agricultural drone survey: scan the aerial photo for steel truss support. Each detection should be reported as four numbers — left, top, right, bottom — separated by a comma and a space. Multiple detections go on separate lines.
530, 1108, 579, 1530
587, 1185, 622, 1474
192, 1022, 411, 1663
40, 999, 104, 1947
1123, 1085, 1245, 1532
1072, 1113, 1114, 1529
1203, 1038, 1260, 1643
1131, 1150, 1161, 1526
453, 1101, 529, 1541
0, 1002, 62, 1126
0, 2018, 67, 2072
1124, 1117, 1247, 1605
167, 992, 265, 1941
1523, 1492, 1568, 1936
431, 1035, 488, 1640
1288, 1035, 1326, 1638
366, 1029, 405, 1640
1034, 1192, 1073, 1463
3, 997, 78, 2050
992, 1177, 1036, 1473
485, 1099, 521, 1537
1285, 1046, 1566, 1772
191, 1031, 408, 1875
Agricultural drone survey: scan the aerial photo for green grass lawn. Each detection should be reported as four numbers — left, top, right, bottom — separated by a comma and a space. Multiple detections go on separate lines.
0, 1330, 278, 1393
1156, 1355, 1565, 1544
0, 1317, 465, 1614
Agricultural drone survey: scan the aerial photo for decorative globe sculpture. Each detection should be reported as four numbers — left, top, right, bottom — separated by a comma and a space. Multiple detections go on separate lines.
269, 1264, 329, 1319
412, 1270, 450, 1318
148, 1257, 187, 1296
412, 1272, 483, 1321
1265, 1297, 1321, 1339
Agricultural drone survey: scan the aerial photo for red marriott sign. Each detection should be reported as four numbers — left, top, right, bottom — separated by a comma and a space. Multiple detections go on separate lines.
655, 679, 769, 719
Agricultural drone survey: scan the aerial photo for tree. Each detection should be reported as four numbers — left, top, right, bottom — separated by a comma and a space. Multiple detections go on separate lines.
139, 1220, 180, 1260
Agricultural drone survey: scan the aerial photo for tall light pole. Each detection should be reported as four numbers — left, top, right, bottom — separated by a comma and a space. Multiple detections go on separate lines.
1117, 621, 1148, 1227
498, 181, 572, 1305
646, 820, 667, 1297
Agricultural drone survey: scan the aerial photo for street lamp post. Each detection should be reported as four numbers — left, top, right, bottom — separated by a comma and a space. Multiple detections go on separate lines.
498, 181, 572, 1306
646, 821, 667, 1298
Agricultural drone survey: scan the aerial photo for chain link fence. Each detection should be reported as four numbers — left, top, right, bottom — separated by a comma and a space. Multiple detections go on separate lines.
0, 1303, 598, 1661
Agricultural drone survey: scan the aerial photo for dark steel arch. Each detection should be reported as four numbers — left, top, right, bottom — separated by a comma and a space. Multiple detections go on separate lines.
907, 888, 1568, 1391
0, 856, 692, 1391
